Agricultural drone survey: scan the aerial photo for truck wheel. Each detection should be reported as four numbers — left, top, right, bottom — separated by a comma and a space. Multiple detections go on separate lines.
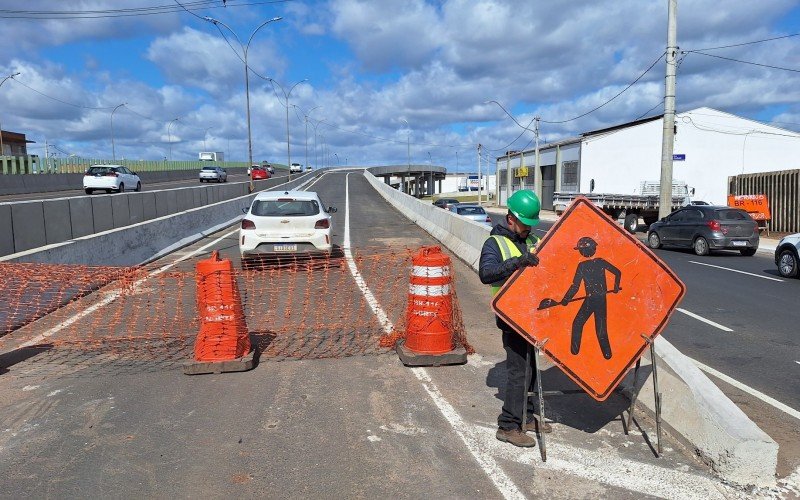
693, 237, 710, 256
624, 213, 639, 233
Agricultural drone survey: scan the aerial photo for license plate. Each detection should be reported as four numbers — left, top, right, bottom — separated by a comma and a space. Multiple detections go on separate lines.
273, 244, 297, 252
732, 241, 747, 247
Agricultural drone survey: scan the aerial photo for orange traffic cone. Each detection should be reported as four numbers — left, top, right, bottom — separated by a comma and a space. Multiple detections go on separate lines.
184, 251, 257, 375
396, 246, 467, 367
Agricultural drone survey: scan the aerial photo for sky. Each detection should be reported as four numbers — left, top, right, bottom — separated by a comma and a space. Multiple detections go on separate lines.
1, 0, 799, 170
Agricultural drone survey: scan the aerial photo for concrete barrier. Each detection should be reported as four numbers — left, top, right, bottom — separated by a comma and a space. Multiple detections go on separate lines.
363, 169, 779, 488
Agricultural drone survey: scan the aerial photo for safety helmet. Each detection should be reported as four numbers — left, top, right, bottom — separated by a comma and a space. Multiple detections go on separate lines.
574, 236, 597, 256
507, 190, 540, 227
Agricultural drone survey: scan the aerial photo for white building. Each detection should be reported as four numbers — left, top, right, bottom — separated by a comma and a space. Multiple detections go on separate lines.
495, 107, 800, 209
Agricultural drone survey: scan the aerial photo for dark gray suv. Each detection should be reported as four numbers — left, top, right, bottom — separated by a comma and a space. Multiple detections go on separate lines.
647, 206, 759, 256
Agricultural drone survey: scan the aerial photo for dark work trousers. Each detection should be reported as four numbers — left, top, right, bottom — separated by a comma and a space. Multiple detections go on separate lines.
498, 329, 537, 431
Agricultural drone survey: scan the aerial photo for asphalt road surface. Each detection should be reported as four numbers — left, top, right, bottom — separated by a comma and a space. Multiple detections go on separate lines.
0, 171, 797, 497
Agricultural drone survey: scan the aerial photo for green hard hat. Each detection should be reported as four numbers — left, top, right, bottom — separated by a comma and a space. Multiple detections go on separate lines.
507, 190, 541, 226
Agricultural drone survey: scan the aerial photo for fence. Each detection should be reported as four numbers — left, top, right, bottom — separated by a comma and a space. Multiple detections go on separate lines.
0, 156, 284, 175
728, 169, 800, 233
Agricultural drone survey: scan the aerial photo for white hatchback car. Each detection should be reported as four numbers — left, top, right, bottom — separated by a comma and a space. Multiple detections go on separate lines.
775, 233, 800, 278
239, 190, 337, 265
83, 165, 141, 194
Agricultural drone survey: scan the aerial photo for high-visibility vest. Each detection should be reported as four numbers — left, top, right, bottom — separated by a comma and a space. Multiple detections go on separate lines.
490, 234, 539, 295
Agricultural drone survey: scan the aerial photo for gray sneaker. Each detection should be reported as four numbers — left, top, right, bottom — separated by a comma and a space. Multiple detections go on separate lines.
523, 419, 553, 433
496, 428, 536, 447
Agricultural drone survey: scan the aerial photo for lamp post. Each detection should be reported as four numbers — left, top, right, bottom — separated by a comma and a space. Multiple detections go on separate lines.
0, 72, 21, 156
267, 78, 307, 180
334, 152, 340, 166
203, 16, 282, 189
298, 105, 321, 171
202, 126, 213, 152
311, 119, 326, 171
110, 103, 126, 161
400, 118, 411, 194
167, 118, 178, 161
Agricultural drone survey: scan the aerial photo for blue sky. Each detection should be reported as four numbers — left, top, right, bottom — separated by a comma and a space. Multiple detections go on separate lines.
1, 0, 799, 168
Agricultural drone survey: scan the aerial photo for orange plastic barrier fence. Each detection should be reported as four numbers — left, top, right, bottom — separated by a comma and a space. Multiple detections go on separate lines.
0, 247, 471, 373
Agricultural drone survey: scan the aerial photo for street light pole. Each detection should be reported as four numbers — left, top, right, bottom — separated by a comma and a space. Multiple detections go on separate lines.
267, 78, 307, 180
167, 118, 179, 161
427, 151, 433, 197
111, 103, 126, 161
203, 126, 213, 152
299, 105, 321, 171
0, 72, 21, 156
203, 16, 282, 189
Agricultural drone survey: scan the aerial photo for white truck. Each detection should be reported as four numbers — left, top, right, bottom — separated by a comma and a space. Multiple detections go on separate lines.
553, 180, 696, 233
199, 151, 224, 162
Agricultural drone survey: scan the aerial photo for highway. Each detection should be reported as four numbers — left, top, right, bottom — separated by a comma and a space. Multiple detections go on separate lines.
0, 172, 292, 203
0, 170, 759, 498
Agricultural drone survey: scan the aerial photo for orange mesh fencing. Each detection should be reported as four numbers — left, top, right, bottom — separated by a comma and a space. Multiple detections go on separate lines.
0, 247, 472, 372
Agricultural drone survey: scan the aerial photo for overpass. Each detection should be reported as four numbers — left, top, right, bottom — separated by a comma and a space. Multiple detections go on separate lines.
367, 164, 447, 197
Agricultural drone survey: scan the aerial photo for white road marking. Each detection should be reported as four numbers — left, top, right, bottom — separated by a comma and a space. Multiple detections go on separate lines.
796, 361, 800, 366
676, 308, 734, 332
342, 173, 524, 499
689, 358, 800, 421
689, 260, 783, 282
14, 227, 240, 350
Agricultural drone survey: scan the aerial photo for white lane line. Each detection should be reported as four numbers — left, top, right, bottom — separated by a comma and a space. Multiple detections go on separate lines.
15, 227, 240, 350
689, 260, 783, 282
341, 173, 524, 500
688, 357, 800, 421
676, 308, 734, 332
796, 361, 800, 366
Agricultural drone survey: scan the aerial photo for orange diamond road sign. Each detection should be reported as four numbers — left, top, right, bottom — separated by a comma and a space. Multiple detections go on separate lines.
492, 197, 686, 401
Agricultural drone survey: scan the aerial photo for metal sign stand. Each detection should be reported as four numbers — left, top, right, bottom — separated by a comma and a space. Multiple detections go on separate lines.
522, 337, 663, 462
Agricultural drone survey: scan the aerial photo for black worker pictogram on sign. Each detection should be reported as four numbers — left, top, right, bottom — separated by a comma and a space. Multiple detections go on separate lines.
492, 197, 686, 401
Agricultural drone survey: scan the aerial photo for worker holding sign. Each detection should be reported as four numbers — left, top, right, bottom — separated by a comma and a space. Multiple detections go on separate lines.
479, 190, 550, 448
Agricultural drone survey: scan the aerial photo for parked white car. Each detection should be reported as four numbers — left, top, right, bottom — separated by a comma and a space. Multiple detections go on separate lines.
448, 204, 493, 226
239, 190, 337, 266
775, 233, 800, 278
83, 165, 141, 194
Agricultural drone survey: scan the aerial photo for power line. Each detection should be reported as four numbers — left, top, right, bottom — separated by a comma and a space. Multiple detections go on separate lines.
686, 51, 800, 73
0, 1, 291, 19
684, 32, 800, 53
540, 51, 665, 124
10, 79, 116, 110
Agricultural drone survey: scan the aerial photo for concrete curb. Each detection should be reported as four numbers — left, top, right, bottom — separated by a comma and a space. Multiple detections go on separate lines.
365, 170, 779, 488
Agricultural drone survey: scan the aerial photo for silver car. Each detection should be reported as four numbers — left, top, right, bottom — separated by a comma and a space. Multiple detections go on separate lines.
199, 166, 227, 183
775, 233, 800, 278
449, 204, 492, 226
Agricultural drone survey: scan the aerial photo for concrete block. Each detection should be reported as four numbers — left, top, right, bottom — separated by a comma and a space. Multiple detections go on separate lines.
0, 204, 14, 255
11, 201, 46, 252
177, 188, 191, 212
0, 175, 27, 195
200, 187, 208, 206
142, 192, 157, 221
396, 340, 467, 367
43, 199, 73, 244
68, 197, 94, 238
166, 190, 178, 214
192, 187, 202, 208
155, 191, 171, 218
91, 195, 114, 233
111, 194, 131, 228
128, 193, 144, 224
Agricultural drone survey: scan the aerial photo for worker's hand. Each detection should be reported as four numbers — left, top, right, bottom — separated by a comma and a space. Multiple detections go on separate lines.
518, 251, 539, 267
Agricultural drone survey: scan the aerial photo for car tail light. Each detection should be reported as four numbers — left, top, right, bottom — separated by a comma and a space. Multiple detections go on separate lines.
485, 216, 492, 223
241, 219, 255, 230
706, 220, 727, 234
315, 219, 330, 229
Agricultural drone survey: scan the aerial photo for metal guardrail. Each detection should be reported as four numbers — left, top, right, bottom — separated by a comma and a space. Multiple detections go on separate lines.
0, 156, 289, 175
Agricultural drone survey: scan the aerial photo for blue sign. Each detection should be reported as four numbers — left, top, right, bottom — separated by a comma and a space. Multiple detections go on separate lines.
673, 154, 686, 161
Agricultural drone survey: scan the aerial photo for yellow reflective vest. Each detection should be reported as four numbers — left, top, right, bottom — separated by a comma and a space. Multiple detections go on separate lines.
490, 234, 539, 295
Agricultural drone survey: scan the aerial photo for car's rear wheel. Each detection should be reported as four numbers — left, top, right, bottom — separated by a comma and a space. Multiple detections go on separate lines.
118, 183, 125, 193
624, 213, 639, 234
739, 248, 757, 257
778, 249, 798, 278
84, 188, 93, 195
647, 231, 662, 249
135, 181, 141, 192
693, 236, 710, 256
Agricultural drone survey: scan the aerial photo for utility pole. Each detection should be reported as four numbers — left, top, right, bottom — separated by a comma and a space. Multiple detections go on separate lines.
658, 0, 678, 219
477, 143, 482, 205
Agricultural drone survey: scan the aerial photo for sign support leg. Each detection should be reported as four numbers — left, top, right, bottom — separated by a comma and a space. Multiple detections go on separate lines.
522, 344, 531, 435
650, 341, 663, 456
533, 344, 547, 462
625, 358, 642, 433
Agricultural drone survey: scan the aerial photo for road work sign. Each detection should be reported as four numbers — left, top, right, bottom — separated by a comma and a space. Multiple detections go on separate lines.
492, 196, 686, 401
